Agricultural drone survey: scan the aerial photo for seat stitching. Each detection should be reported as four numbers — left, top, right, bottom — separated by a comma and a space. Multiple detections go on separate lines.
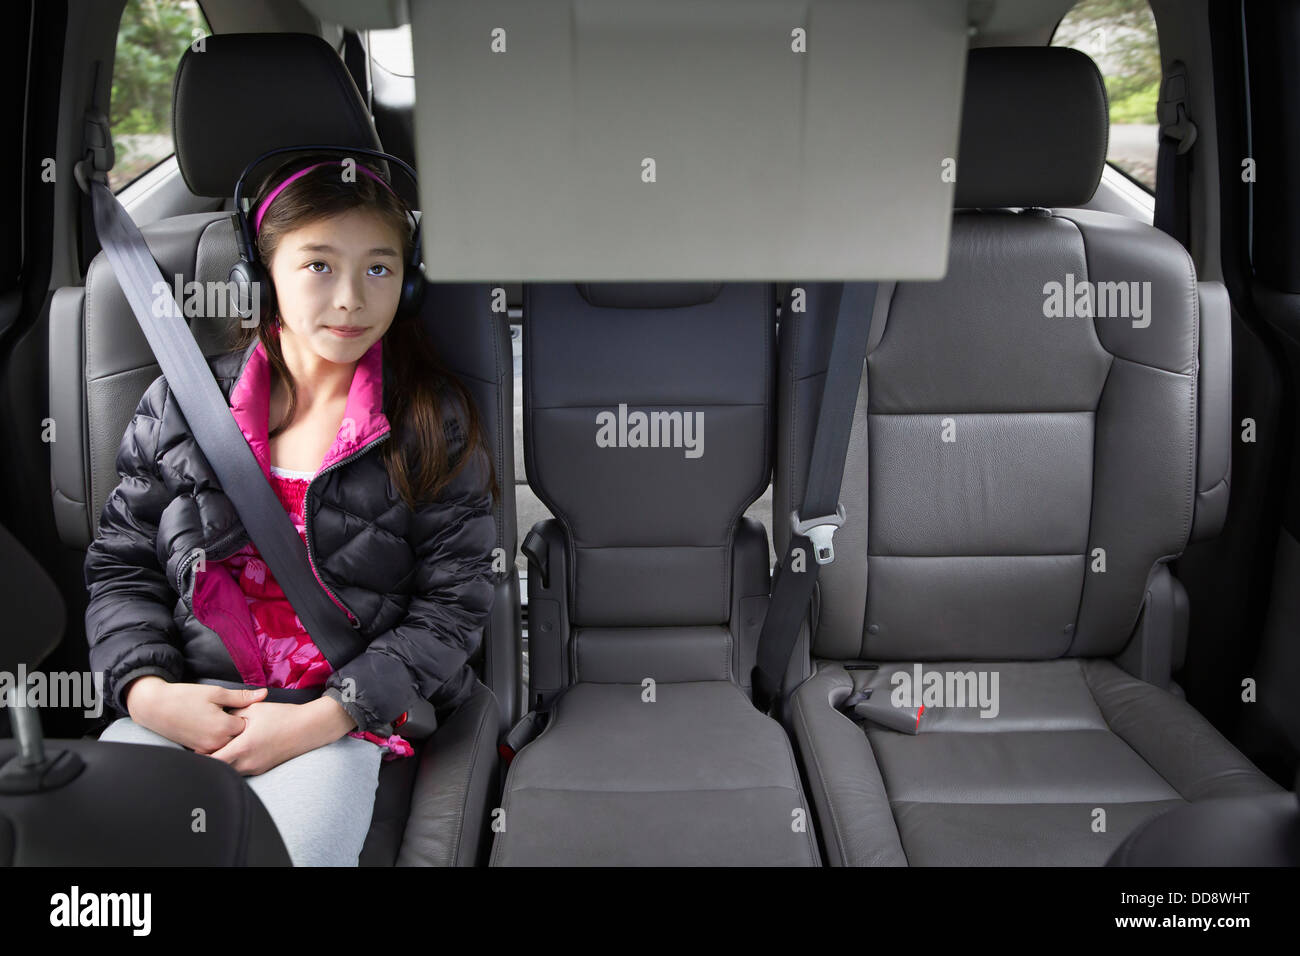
490, 680, 568, 864
773, 695, 822, 863
577, 544, 729, 550
887, 797, 1184, 808
1104, 353, 1196, 379
1198, 475, 1228, 498
530, 400, 769, 410
867, 551, 1085, 559
1182, 249, 1200, 548
1067, 272, 1109, 657
791, 673, 850, 864
496, 682, 815, 860
491, 308, 508, 552
519, 292, 580, 661
1057, 212, 1196, 655
866, 408, 1104, 415
506, 784, 806, 795
485, 309, 508, 717
447, 687, 494, 866
1078, 659, 1190, 803
717, 290, 776, 621
1057, 211, 1198, 551
874, 726, 1183, 805
787, 296, 803, 551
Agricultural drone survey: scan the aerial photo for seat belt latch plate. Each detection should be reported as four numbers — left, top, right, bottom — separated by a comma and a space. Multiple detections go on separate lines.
791, 504, 847, 565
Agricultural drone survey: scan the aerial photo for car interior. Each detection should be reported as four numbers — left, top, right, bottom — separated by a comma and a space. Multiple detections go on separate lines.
2, 0, 1300, 875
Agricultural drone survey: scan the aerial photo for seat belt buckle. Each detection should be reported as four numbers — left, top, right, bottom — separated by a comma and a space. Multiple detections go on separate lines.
790, 504, 847, 565
499, 710, 545, 765
852, 699, 925, 735
392, 698, 438, 742
841, 686, 873, 709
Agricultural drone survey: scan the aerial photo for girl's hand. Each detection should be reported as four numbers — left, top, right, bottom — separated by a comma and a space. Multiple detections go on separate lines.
210, 697, 356, 776
126, 677, 267, 754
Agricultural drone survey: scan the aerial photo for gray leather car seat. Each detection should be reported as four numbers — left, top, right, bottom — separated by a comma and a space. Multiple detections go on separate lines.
48, 32, 514, 866
780, 47, 1283, 866
491, 283, 820, 865
1107, 772, 1300, 866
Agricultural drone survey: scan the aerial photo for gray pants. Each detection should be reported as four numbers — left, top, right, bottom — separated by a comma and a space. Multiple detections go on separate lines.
98, 716, 383, 866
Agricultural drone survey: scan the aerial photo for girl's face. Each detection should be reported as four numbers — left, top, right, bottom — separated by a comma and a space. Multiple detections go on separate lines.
266, 206, 406, 365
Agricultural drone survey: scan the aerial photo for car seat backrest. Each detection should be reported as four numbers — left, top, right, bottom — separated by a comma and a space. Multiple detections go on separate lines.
51, 32, 521, 719
523, 282, 775, 688
51, 211, 239, 545
776, 47, 1211, 665
421, 283, 520, 714
52, 32, 385, 547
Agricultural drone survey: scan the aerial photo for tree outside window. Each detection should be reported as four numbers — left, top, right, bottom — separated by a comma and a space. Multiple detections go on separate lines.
109, 0, 209, 191
1053, 0, 1162, 190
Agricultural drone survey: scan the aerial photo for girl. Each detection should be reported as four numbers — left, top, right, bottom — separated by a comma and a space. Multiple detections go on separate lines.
84, 154, 498, 866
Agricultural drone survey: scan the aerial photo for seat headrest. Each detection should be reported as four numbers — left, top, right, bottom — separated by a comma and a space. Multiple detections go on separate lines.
575, 283, 723, 309
956, 47, 1109, 209
172, 33, 382, 197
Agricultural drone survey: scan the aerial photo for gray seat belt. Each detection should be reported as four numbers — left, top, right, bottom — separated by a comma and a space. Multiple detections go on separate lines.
80, 158, 438, 738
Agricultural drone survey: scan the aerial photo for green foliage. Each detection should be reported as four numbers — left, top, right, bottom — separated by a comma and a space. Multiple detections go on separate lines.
1053, 0, 1161, 125
110, 0, 207, 136
1107, 76, 1161, 125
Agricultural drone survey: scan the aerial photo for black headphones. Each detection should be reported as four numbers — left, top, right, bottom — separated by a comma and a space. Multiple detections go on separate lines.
228, 144, 426, 325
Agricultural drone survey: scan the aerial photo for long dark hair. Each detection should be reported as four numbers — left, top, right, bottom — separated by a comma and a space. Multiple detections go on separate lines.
231, 154, 498, 510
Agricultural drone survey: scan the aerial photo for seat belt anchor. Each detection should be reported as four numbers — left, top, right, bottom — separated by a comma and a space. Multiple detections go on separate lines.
1157, 61, 1198, 156
73, 108, 115, 196
791, 504, 847, 565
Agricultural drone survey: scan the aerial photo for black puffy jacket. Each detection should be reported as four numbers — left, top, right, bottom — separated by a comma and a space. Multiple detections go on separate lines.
83, 337, 496, 735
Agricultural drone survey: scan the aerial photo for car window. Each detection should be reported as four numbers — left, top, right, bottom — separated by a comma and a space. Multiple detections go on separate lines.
367, 23, 414, 77
1052, 0, 1161, 191
108, 0, 210, 192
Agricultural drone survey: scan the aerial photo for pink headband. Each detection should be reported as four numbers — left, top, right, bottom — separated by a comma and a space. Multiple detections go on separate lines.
252, 160, 400, 235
